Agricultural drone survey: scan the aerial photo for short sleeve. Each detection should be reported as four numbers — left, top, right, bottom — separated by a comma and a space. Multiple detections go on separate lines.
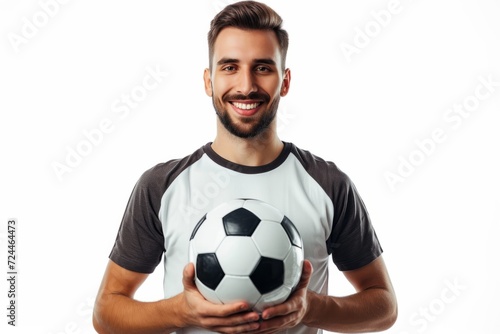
109, 168, 166, 274
327, 173, 382, 271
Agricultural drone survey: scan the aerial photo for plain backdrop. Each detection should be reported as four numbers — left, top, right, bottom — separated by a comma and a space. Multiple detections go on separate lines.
1, 0, 499, 333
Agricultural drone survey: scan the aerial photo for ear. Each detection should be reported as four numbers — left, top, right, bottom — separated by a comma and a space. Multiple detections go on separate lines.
204, 68, 213, 97
280, 68, 291, 97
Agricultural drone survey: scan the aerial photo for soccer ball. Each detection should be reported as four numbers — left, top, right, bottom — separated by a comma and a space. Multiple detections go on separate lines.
188, 198, 304, 312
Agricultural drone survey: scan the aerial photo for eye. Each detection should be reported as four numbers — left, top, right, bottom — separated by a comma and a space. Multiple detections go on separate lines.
255, 66, 271, 72
222, 65, 236, 72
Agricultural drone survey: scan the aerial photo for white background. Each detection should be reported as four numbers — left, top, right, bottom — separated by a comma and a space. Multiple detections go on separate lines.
1, 0, 499, 333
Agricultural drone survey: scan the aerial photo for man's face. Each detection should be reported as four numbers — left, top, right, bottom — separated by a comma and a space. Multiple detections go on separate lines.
204, 27, 290, 138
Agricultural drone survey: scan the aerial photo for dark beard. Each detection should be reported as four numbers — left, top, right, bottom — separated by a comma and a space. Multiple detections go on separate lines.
212, 92, 280, 138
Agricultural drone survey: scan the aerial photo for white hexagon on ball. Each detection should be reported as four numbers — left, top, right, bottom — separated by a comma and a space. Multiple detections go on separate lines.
190, 215, 226, 254
252, 220, 291, 260
215, 275, 261, 306
216, 236, 260, 275
195, 278, 222, 305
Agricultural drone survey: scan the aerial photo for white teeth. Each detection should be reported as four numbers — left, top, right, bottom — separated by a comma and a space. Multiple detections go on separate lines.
233, 102, 260, 110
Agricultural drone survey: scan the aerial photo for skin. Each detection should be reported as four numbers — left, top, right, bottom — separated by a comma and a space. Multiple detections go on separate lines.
205, 28, 290, 167
93, 27, 397, 333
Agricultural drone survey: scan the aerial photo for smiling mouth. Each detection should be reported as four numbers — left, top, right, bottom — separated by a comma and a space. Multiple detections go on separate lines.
230, 101, 263, 110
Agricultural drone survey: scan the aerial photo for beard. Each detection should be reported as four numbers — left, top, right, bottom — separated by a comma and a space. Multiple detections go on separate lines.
212, 91, 281, 139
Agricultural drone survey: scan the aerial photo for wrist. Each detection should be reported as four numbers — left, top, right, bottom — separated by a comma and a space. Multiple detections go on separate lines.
302, 290, 338, 328
173, 293, 190, 329
302, 290, 318, 327
159, 293, 188, 331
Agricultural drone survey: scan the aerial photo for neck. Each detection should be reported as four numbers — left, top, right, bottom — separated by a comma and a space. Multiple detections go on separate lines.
211, 124, 284, 166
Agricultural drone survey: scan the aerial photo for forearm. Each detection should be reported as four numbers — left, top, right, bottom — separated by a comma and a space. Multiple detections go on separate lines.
93, 292, 183, 334
303, 287, 397, 333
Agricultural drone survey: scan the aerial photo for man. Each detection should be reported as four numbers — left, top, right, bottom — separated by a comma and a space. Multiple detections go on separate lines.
93, 1, 397, 333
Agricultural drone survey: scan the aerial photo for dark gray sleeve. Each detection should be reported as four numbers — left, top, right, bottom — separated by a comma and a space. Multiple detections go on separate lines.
326, 171, 383, 271
109, 166, 166, 274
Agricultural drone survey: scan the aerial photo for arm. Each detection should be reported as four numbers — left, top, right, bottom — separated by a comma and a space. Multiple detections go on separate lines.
255, 256, 397, 333
93, 260, 262, 334
303, 255, 397, 332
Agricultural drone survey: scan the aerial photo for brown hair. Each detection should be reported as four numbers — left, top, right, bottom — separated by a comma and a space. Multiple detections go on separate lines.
207, 1, 289, 70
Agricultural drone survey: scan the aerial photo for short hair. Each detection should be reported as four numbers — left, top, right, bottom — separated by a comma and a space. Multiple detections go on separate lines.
207, 1, 289, 70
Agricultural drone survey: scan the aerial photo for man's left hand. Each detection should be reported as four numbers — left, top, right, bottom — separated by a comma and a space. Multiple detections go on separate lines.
250, 259, 314, 334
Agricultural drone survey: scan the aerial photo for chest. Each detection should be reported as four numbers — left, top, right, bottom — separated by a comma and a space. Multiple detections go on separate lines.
159, 155, 334, 263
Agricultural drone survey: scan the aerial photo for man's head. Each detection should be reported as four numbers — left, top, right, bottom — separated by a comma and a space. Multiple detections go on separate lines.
205, 1, 291, 139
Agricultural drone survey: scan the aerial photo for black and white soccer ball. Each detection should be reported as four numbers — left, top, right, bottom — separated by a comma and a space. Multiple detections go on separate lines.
189, 199, 304, 312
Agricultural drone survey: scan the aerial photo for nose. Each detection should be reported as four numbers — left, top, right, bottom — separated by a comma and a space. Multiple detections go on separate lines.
236, 69, 257, 96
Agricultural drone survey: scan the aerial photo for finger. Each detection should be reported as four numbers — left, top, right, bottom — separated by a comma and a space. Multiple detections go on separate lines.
182, 263, 201, 294
212, 320, 261, 333
261, 301, 295, 322
296, 260, 313, 289
184, 264, 259, 319
198, 307, 261, 331
261, 260, 313, 320
208, 302, 256, 318
208, 309, 260, 326
183, 262, 195, 282
246, 311, 300, 334
249, 314, 295, 334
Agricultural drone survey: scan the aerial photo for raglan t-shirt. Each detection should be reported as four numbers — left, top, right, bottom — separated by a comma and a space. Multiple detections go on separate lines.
109, 142, 382, 334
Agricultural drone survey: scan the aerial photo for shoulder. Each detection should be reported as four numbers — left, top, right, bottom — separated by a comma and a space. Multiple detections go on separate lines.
288, 143, 352, 189
135, 144, 207, 192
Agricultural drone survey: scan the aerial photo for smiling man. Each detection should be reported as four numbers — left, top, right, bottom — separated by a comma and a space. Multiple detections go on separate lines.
93, 2, 397, 333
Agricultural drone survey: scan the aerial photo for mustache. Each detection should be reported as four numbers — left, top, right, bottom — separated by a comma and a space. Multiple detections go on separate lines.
222, 92, 270, 103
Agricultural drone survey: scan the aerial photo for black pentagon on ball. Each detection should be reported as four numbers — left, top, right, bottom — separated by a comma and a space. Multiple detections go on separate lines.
223, 208, 261, 236
250, 257, 284, 294
281, 216, 302, 248
196, 253, 225, 290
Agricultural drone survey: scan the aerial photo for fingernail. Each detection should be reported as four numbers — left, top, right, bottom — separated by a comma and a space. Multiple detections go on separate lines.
251, 322, 260, 330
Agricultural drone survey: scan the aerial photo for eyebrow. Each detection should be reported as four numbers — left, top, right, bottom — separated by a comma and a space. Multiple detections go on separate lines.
216, 57, 277, 66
